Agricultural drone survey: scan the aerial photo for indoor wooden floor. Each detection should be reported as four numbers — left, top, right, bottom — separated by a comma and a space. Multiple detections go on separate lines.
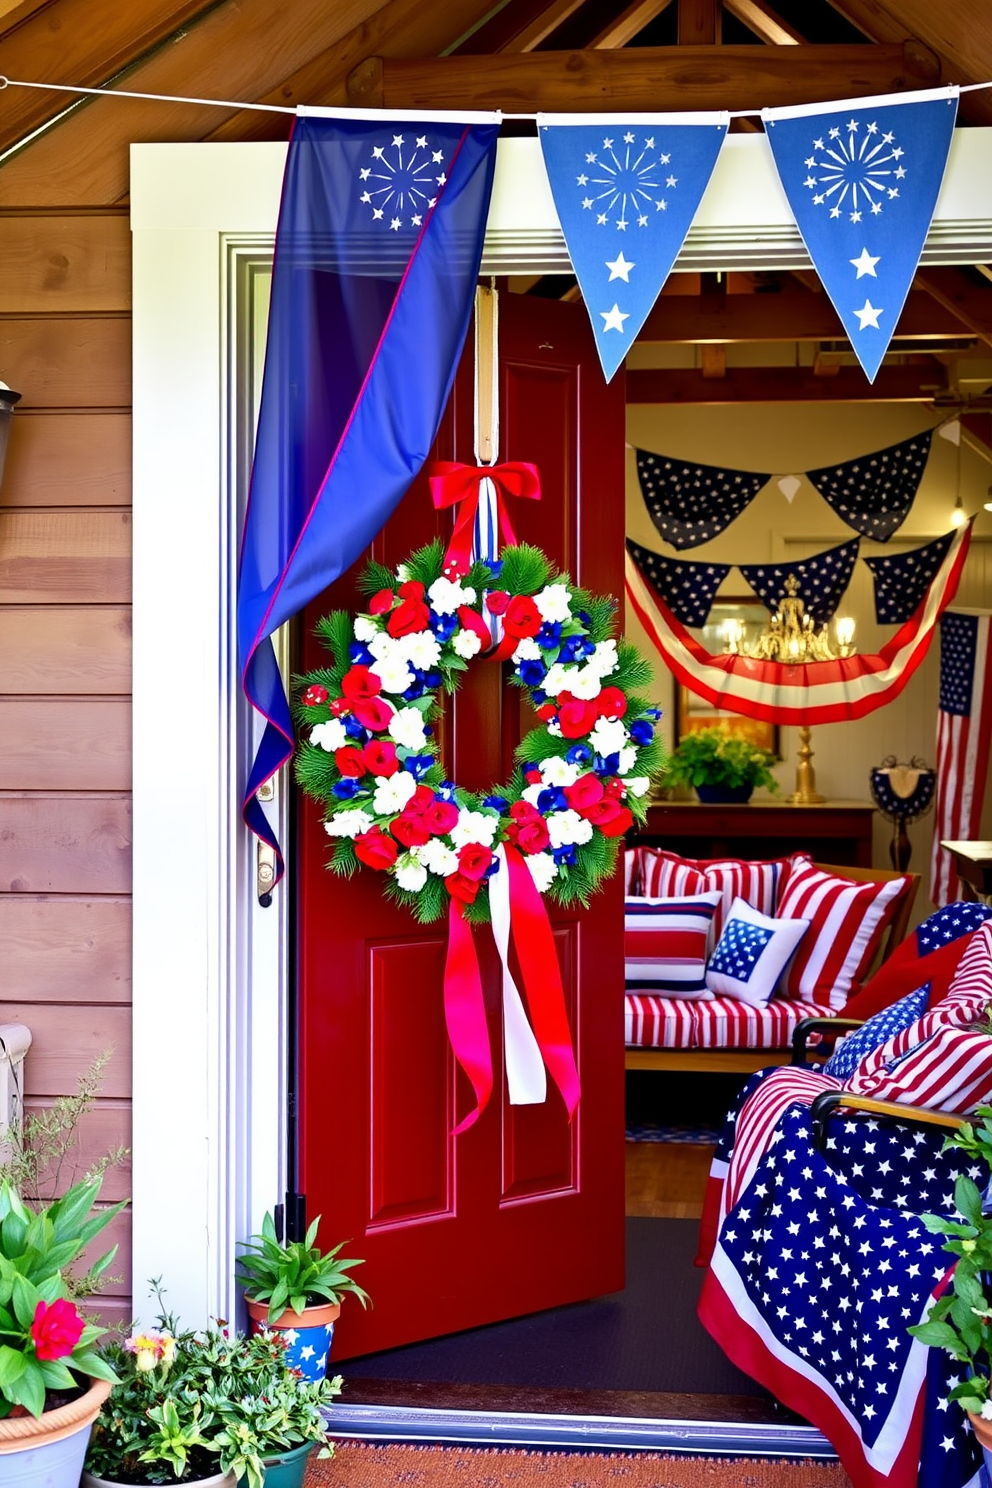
625, 1141, 714, 1219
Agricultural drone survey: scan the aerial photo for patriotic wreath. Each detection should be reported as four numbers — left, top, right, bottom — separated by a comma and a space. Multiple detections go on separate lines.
294, 539, 663, 922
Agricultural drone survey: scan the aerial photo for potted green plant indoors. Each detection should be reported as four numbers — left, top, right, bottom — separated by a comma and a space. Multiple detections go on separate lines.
83, 1287, 343, 1488
0, 1175, 122, 1486
236, 1213, 369, 1381
662, 727, 779, 804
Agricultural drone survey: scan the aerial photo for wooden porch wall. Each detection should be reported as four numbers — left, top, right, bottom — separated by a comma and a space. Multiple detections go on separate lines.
0, 207, 133, 1326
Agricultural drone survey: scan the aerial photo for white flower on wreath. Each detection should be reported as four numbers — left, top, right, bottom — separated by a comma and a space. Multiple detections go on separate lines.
353, 615, 379, 643
396, 563, 411, 583
368, 630, 396, 660
324, 809, 374, 839
542, 662, 575, 699
547, 810, 593, 849
526, 851, 559, 894
403, 632, 442, 671
416, 839, 460, 877
521, 783, 545, 809
310, 719, 349, 752
388, 707, 428, 751
589, 717, 628, 757
428, 576, 476, 615
540, 756, 581, 788
588, 640, 618, 677
450, 810, 498, 849
513, 637, 542, 663
617, 747, 637, 777
626, 776, 650, 797
564, 666, 603, 702
372, 771, 418, 816
371, 655, 416, 694
395, 854, 428, 893
533, 584, 572, 624
452, 629, 482, 660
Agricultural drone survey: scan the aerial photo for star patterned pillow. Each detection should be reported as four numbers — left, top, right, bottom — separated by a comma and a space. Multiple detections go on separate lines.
705, 897, 810, 1008
821, 981, 931, 1080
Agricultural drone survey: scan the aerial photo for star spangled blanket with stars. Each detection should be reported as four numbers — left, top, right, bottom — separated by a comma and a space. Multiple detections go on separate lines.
538, 115, 728, 383
634, 448, 769, 550
698, 1103, 986, 1488
762, 88, 958, 384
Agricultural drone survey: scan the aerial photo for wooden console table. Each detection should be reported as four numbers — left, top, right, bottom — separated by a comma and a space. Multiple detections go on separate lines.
632, 798, 877, 869
940, 840, 992, 905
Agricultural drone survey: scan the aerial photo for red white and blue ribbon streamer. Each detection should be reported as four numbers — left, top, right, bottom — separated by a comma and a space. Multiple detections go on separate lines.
625, 519, 972, 725
237, 113, 499, 884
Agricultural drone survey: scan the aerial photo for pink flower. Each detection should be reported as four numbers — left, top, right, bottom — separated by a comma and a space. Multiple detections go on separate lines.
31, 1298, 84, 1361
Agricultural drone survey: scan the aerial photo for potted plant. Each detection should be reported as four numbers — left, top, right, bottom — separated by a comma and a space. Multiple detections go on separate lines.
0, 1175, 123, 1485
661, 727, 779, 804
908, 1106, 992, 1457
83, 1286, 343, 1488
236, 1214, 368, 1381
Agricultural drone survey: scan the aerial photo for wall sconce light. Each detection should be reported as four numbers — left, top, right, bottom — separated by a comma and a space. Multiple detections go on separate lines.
0, 382, 22, 494
950, 491, 967, 528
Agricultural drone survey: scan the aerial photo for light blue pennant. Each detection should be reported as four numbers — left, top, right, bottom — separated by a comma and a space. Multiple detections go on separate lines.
762, 87, 958, 383
538, 113, 728, 382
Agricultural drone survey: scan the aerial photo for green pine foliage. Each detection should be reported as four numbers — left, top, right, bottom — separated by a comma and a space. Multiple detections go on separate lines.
497, 544, 551, 595
356, 558, 396, 598
404, 540, 446, 588
294, 742, 341, 798
328, 838, 358, 877
312, 611, 355, 682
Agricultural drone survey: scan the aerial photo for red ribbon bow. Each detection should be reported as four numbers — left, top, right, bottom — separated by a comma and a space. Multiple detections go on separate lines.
428, 461, 541, 580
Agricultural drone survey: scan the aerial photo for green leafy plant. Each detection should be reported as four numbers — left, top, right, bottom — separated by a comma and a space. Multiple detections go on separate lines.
85, 1284, 342, 1486
661, 727, 779, 794
236, 1212, 369, 1324
908, 1106, 992, 1420
0, 1176, 122, 1418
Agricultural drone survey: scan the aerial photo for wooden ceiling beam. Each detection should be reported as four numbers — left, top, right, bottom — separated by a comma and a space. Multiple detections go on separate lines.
589, 0, 674, 49
347, 41, 939, 111
723, 0, 803, 45
677, 0, 720, 45
201, 0, 501, 144
915, 268, 992, 351
626, 364, 949, 403
639, 288, 970, 343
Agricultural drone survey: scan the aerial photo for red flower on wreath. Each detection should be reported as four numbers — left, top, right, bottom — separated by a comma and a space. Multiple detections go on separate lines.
445, 872, 481, 904
354, 828, 398, 870
302, 684, 328, 707
334, 746, 367, 778
599, 808, 633, 837
363, 740, 399, 777
369, 590, 395, 615
565, 774, 603, 812
391, 814, 431, 848
596, 686, 627, 720
387, 583, 431, 637
603, 777, 626, 800
457, 843, 493, 881
422, 799, 459, 836
502, 595, 542, 640
457, 606, 491, 646
30, 1298, 84, 1361
485, 591, 510, 616
506, 800, 550, 854
342, 666, 381, 702
557, 692, 601, 739
582, 796, 625, 827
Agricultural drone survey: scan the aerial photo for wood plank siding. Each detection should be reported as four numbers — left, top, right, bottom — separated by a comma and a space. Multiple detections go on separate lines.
0, 202, 133, 1316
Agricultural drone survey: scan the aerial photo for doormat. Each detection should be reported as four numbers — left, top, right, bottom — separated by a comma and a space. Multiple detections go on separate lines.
306, 1442, 852, 1487
625, 1122, 720, 1143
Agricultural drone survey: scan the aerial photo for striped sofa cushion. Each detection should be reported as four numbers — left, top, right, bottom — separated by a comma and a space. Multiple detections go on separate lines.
624, 893, 721, 998
625, 993, 832, 1051
637, 848, 794, 941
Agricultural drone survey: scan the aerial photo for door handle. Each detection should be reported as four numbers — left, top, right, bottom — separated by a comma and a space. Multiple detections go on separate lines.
257, 841, 276, 907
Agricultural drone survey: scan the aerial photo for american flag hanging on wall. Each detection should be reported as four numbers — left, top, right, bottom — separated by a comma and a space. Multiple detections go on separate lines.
739, 537, 860, 624
635, 449, 769, 550
930, 610, 992, 906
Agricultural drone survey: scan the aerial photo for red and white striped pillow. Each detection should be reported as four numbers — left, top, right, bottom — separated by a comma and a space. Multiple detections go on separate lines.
637, 849, 794, 942
624, 893, 721, 999
775, 860, 911, 1010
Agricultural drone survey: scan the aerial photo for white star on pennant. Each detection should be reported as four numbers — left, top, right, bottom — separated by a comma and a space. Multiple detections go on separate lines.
854, 299, 883, 330
850, 247, 880, 278
392, 134, 404, 148
600, 303, 630, 333
606, 252, 634, 282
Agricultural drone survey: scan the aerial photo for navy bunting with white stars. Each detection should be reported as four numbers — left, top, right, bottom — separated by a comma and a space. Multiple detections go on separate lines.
625, 540, 730, 627
539, 115, 728, 382
740, 537, 860, 624
807, 430, 933, 541
635, 448, 769, 550
865, 530, 955, 625
762, 88, 958, 383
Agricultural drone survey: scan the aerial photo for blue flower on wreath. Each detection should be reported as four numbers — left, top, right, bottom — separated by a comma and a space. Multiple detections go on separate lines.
552, 845, 578, 867
537, 621, 562, 649
630, 719, 654, 746
436, 779, 457, 802
566, 743, 593, 766
430, 611, 459, 642
349, 641, 375, 665
645, 707, 662, 721
558, 636, 586, 664
577, 610, 591, 626
537, 786, 568, 813
333, 779, 361, 800
405, 755, 435, 781
425, 669, 442, 688
403, 670, 427, 701
594, 752, 621, 776
343, 716, 369, 743
486, 856, 501, 877
487, 560, 504, 579
484, 794, 509, 812
532, 689, 548, 706
518, 659, 546, 688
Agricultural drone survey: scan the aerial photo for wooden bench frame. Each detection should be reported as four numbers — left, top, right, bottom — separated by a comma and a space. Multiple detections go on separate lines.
625, 861, 920, 1076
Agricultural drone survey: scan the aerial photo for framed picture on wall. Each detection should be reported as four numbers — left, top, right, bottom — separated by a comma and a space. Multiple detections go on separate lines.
674, 597, 780, 757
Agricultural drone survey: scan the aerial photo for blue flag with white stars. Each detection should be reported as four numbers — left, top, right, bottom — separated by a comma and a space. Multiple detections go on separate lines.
625, 540, 730, 628
539, 115, 728, 382
762, 87, 959, 383
740, 537, 860, 624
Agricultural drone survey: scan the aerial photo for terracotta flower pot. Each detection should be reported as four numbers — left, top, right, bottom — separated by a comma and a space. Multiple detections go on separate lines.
245, 1298, 340, 1382
0, 1376, 112, 1488
969, 1410, 992, 1450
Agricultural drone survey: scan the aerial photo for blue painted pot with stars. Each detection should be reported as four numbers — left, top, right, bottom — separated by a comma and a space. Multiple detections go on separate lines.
245, 1298, 339, 1382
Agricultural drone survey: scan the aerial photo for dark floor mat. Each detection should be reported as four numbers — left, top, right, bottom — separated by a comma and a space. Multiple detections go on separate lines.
340, 1217, 766, 1398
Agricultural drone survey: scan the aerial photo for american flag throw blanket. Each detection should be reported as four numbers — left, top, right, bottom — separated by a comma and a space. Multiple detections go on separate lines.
698, 1104, 987, 1488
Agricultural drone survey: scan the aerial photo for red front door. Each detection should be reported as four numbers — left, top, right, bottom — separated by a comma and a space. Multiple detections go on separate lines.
297, 294, 627, 1358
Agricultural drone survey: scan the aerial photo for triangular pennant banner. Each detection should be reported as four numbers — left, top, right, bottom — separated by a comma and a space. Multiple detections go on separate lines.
807, 429, 933, 540
864, 529, 956, 623
636, 448, 769, 550
538, 114, 728, 382
625, 539, 730, 627
740, 537, 860, 624
762, 87, 958, 383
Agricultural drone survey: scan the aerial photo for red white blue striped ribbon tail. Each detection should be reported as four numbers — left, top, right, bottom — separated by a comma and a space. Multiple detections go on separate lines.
624, 520, 972, 726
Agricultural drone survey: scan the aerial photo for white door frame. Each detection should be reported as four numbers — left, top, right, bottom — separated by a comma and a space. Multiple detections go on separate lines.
130, 129, 992, 1325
